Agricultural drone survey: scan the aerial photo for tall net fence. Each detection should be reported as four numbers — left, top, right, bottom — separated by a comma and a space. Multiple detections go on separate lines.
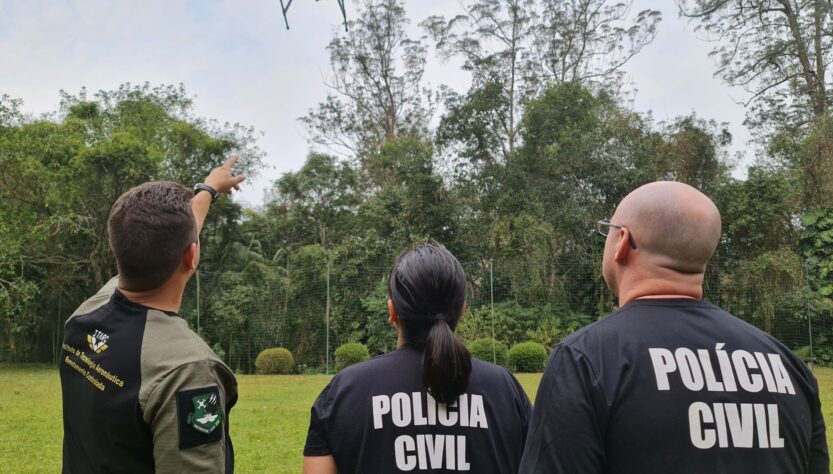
177, 256, 833, 374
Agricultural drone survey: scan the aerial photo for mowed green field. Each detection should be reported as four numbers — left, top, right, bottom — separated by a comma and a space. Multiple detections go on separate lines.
0, 364, 830, 473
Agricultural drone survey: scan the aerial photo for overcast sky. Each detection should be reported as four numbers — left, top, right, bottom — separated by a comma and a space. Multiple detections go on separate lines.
0, 0, 752, 206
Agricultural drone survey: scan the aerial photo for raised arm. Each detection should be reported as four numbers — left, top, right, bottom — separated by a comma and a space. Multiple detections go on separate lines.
191, 155, 246, 234
80, 156, 245, 305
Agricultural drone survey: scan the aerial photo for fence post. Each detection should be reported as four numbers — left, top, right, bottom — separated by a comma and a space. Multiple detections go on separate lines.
325, 258, 331, 374
53, 292, 62, 365
196, 269, 201, 335
807, 300, 814, 370
802, 260, 814, 368
490, 258, 496, 364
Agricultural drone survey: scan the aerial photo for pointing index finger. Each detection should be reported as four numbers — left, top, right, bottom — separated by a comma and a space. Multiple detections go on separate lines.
223, 154, 239, 170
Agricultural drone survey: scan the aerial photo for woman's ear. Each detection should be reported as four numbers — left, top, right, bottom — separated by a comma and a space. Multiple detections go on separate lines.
387, 299, 398, 325
459, 302, 468, 320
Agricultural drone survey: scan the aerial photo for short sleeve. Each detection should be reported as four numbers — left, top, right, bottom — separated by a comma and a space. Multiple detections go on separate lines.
142, 360, 237, 473
518, 344, 608, 474
506, 370, 533, 444
808, 371, 830, 473
304, 381, 335, 456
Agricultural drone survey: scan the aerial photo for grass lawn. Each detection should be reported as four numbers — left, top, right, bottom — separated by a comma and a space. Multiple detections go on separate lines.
0, 365, 829, 473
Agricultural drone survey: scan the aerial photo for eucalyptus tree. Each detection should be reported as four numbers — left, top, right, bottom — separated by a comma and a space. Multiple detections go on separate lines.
680, 0, 833, 131
302, 0, 432, 159
532, 0, 662, 89
424, 0, 660, 166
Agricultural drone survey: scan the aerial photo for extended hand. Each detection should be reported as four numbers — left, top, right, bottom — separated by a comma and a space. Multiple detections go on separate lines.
204, 155, 246, 195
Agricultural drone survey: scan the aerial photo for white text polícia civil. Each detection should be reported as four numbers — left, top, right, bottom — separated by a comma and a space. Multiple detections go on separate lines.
649, 344, 795, 450
372, 392, 487, 471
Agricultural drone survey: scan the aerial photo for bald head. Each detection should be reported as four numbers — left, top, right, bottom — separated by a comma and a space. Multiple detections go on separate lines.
612, 181, 721, 274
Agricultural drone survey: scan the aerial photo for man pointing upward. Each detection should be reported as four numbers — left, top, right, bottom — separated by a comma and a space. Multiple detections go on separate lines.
520, 181, 828, 474
60, 156, 245, 473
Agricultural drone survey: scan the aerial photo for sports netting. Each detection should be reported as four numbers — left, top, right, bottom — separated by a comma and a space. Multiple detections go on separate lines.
178, 256, 832, 374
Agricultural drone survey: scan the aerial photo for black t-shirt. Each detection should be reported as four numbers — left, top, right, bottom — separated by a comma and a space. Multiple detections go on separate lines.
305, 346, 532, 473
519, 298, 829, 474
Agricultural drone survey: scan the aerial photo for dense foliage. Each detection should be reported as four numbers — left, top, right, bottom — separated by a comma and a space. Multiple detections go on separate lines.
0, 84, 263, 364
2, 0, 833, 370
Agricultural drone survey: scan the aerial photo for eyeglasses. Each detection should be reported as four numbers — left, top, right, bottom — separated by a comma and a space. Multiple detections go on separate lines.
596, 220, 638, 249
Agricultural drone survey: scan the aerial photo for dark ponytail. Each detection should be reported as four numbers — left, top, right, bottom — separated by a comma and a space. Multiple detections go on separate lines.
423, 319, 472, 403
388, 243, 471, 404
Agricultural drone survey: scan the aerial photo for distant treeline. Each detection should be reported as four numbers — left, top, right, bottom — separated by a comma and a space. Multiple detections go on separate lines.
2, 0, 833, 371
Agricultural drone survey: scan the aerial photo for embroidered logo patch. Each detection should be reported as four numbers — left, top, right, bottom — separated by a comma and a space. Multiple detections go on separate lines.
188, 392, 222, 434
176, 386, 223, 449
87, 329, 109, 354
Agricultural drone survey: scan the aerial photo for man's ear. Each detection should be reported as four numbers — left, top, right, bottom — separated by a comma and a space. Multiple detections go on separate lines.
613, 227, 632, 263
387, 299, 398, 325
183, 243, 199, 271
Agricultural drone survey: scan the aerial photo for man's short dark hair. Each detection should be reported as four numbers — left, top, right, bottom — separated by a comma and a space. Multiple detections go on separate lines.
108, 181, 197, 291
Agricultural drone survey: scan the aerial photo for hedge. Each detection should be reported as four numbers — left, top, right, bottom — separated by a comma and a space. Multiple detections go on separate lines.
508, 342, 548, 372
335, 342, 370, 370
467, 338, 509, 367
255, 347, 294, 374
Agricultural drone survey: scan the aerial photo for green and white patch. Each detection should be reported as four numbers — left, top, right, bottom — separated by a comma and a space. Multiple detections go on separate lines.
176, 385, 224, 449
188, 392, 222, 434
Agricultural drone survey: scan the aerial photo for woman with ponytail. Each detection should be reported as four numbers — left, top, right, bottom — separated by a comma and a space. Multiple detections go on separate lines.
304, 243, 531, 473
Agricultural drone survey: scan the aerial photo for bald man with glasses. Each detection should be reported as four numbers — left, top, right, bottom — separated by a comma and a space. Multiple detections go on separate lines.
520, 181, 828, 474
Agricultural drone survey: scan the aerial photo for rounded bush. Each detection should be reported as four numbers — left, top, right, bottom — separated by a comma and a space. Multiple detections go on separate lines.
335, 342, 370, 370
255, 348, 294, 374
467, 338, 509, 367
509, 342, 549, 372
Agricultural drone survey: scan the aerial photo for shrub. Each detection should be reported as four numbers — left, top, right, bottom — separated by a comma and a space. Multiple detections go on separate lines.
467, 338, 509, 367
335, 342, 370, 370
509, 342, 549, 372
255, 348, 294, 374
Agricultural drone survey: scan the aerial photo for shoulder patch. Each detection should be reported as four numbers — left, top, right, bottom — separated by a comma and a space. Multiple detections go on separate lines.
175, 386, 223, 449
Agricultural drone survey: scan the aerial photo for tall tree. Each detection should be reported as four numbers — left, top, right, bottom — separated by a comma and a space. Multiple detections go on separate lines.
425, 0, 660, 165
273, 153, 360, 248
714, 166, 799, 263
357, 136, 458, 247
532, 0, 661, 88
654, 115, 733, 192
424, 0, 537, 162
302, 0, 431, 158
680, 0, 833, 131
